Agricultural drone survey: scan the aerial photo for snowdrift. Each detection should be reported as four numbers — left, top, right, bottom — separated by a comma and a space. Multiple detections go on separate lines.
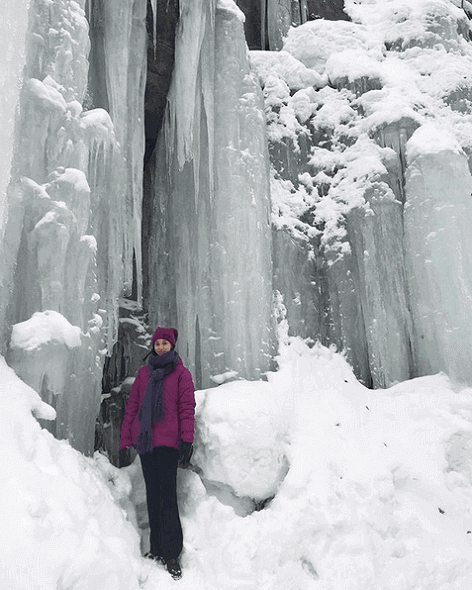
3, 336, 472, 589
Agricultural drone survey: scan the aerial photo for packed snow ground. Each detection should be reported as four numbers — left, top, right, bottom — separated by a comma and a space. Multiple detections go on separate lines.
2, 326, 472, 590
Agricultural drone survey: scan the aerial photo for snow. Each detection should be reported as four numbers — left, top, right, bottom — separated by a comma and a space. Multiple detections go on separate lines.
194, 380, 289, 500
216, 0, 245, 22
0, 356, 142, 590
3, 335, 472, 589
282, 19, 373, 74
79, 108, 115, 137
10, 310, 82, 352
250, 50, 323, 91
26, 78, 67, 112
406, 121, 464, 159
210, 369, 239, 384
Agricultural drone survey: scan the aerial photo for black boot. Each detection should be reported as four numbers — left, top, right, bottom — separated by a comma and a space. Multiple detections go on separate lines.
165, 558, 182, 580
144, 552, 165, 566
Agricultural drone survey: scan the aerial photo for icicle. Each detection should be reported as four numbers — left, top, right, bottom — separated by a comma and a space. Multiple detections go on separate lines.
151, 0, 158, 57
167, 0, 212, 173
261, 0, 266, 49
300, 0, 309, 23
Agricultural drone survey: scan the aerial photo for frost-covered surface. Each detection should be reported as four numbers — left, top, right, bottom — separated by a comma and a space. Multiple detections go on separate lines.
252, 0, 472, 387
4, 334, 472, 589
0, 0, 30, 348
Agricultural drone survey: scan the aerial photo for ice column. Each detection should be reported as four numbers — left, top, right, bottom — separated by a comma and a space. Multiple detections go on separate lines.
404, 124, 472, 384
148, 0, 275, 388
346, 190, 415, 388
88, 0, 147, 302
0, 0, 30, 349
266, 0, 292, 50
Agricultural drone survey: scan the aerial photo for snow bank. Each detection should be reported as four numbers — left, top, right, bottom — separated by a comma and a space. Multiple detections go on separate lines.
0, 356, 143, 590
194, 380, 289, 501
4, 336, 472, 589
181, 338, 472, 590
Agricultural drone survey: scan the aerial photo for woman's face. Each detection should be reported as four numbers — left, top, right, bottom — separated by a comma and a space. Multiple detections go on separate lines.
154, 338, 172, 356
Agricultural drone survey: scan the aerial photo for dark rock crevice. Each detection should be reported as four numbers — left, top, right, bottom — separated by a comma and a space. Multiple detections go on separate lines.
144, 0, 180, 168
235, 0, 350, 50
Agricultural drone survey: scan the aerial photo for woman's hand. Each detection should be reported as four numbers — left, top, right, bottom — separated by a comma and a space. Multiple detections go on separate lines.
178, 441, 193, 469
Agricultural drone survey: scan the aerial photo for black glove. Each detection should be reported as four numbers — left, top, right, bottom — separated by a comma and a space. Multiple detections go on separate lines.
178, 441, 193, 469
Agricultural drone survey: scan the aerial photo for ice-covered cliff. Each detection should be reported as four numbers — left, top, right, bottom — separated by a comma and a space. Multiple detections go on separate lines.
255, 0, 472, 387
144, 0, 275, 390
2, 0, 472, 455
0, 0, 147, 454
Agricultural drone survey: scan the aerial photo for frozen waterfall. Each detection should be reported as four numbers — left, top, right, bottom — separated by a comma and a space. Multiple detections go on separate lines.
1, 0, 147, 454
145, 0, 276, 390
2, 0, 472, 456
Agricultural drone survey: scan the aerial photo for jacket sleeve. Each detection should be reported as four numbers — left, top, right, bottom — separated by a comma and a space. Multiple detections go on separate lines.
119, 368, 144, 450
178, 367, 196, 443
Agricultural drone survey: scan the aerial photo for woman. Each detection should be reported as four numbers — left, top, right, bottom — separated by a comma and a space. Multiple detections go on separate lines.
120, 327, 195, 580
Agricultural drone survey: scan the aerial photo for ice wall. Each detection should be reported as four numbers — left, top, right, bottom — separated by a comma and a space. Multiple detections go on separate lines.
0, 0, 32, 348
87, 0, 147, 302
404, 124, 472, 383
1, 0, 147, 454
251, 0, 472, 387
146, 0, 275, 389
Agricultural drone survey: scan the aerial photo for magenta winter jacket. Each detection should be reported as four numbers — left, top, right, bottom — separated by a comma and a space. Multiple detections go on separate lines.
119, 358, 195, 451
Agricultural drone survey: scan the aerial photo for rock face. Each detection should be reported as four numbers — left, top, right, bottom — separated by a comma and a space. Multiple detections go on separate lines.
235, 0, 350, 50
143, 0, 179, 167
306, 0, 349, 22
97, 300, 151, 466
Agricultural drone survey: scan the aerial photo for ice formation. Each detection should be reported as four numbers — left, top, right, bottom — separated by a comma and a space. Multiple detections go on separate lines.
0, 0, 147, 454
253, 0, 472, 387
2, 2, 472, 588
146, 0, 275, 390
404, 123, 472, 382
2, 0, 472, 454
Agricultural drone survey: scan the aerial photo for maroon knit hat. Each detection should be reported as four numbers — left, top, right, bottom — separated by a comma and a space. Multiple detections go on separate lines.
152, 327, 178, 348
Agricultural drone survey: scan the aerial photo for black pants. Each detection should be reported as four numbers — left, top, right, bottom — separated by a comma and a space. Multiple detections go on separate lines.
140, 446, 183, 560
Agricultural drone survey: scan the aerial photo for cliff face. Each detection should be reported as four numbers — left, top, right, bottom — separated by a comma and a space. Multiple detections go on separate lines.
2, 0, 472, 456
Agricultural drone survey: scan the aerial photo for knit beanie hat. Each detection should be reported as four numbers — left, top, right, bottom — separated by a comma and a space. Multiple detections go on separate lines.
152, 327, 178, 348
